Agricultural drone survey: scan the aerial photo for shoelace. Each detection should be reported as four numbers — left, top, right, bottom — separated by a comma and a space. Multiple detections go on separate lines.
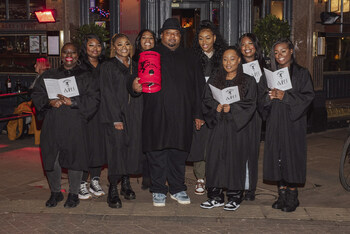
91, 180, 102, 192
80, 183, 89, 194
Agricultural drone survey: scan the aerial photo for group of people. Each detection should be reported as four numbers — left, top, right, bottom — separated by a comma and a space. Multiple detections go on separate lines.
31, 18, 314, 213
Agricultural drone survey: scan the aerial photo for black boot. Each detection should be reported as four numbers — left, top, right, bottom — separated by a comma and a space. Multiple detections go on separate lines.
120, 175, 136, 200
45, 192, 64, 207
107, 183, 122, 208
281, 188, 299, 212
64, 193, 80, 208
272, 188, 287, 209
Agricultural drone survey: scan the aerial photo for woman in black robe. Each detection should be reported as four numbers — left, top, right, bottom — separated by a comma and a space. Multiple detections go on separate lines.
78, 34, 106, 200
260, 38, 315, 212
31, 42, 100, 208
99, 33, 143, 209
188, 20, 227, 196
200, 46, 257, 211
238, 33, 266, 201
132, 29, 156, 191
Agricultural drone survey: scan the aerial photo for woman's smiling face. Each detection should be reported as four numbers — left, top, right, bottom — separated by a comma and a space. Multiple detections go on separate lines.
61, 44, 79, 70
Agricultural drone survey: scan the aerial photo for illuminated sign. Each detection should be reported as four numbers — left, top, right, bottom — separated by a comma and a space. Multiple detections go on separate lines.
34, 10, 56, 23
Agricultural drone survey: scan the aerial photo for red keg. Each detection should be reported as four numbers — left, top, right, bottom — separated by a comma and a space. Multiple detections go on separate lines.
138, 51, 161, 93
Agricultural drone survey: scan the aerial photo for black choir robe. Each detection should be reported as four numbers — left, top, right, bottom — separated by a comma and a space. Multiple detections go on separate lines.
203, 75, 257, 190
188, 52, 217, 162
99, 58, 143, 175
31, 66, 100, 171
260, 63, 315, 184
139, 44, 205, 153
79, 58, 106, 167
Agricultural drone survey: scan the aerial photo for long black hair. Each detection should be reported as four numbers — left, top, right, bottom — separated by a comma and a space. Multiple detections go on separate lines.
238, 33, 266, 68
192, 20, 228, 74
133, 29, 157, 62
270, 38, 295, 71
80, 34, 105, 63
211, 46, 248, 97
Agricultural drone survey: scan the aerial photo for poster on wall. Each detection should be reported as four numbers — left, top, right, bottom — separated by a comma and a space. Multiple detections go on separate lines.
95, 21, 106, 28
29, 36, 40, 53
48, 36, 60, 55
41, 35, 47, 54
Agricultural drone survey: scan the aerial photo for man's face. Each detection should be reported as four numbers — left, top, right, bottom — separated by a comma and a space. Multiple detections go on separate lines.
161, 29, 181, 51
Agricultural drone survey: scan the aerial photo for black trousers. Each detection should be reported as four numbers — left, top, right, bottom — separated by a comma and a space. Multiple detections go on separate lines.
82, 167, 102, 182
146, 149, 188, 195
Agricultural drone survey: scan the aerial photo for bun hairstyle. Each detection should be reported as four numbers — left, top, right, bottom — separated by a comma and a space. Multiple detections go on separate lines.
210, 46, 248, 97
110, 33, 133, 58
270, 38, 295, 71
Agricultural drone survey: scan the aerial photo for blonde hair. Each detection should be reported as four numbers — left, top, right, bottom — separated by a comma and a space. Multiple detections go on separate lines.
110, 33, 134, 58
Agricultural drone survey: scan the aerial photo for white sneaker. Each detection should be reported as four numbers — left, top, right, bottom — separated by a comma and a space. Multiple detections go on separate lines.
89, 178, 105, 197
78, 182, 92, 200
170, 191, 191, 205
153, 193, 166, 207
195, 179, 205, 195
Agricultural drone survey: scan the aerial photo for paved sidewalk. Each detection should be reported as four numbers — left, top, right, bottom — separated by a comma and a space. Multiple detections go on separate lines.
0, 128, 350, 233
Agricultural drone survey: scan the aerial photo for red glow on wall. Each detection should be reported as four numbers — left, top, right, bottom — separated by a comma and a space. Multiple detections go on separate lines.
35, 10, 56, 23
0, 144, 8, 148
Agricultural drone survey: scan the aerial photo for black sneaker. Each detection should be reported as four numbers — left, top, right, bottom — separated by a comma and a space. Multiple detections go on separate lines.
223, 200, 241, 211
200, 198, 224, 209
64, 193, 80, 208
45, 192, 64, 208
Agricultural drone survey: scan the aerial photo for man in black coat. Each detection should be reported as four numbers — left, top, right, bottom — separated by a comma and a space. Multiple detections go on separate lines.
131, 18, 205, 207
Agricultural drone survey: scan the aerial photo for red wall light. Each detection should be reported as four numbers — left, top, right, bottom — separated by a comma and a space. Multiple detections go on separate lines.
35, 10, 56, 23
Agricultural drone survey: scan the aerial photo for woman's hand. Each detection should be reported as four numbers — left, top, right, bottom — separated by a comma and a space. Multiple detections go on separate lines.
195, 118, 205, 130
223, 104, 230, 113
49, 99, 63, 108
132, 77, 142, 93
216, 104, 223, 112
57, 94, 72, 106
269, 88, 285, 100
114, 122, 124, 130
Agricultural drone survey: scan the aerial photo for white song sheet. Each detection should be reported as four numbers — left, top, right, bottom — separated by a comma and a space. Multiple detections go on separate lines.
209, 84, 240, 105
263, 67, 292, 91
242, 60, 262, 83
44, 76, 80, 99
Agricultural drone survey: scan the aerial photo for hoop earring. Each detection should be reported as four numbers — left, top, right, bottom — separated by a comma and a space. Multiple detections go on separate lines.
77, 60, 81, 66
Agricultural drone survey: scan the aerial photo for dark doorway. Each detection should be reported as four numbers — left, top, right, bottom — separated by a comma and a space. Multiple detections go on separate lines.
172, 8, 200, 48
171, 0, 221, 48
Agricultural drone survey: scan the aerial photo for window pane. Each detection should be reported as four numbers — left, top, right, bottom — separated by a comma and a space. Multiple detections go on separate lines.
271, 1, 284, 20
0, 0, 5, 20
324, 37, 350, 71
10, 0, 27, 20
30, 0, 46, 19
